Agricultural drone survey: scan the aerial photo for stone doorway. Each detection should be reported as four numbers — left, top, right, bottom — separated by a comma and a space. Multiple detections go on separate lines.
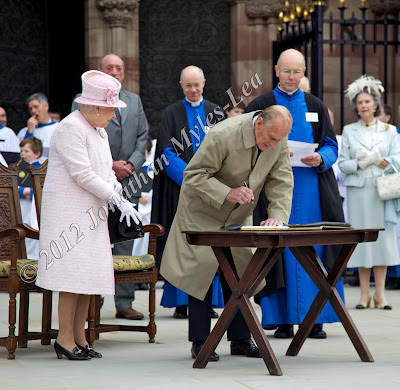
139, 0, 231, 139
0, 0, 85, 132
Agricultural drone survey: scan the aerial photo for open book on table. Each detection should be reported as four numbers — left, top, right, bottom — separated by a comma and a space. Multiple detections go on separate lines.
239, 222, 352, 231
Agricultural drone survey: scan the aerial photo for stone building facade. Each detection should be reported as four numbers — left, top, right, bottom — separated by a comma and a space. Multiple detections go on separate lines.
88, 0, 399, 134
1, 0, 399, 134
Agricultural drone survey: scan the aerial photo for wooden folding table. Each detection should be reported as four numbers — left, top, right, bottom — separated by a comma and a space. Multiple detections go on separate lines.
184, 228, 380, 376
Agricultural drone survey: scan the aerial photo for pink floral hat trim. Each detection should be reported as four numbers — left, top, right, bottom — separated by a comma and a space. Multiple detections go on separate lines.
74, 70, 127, 108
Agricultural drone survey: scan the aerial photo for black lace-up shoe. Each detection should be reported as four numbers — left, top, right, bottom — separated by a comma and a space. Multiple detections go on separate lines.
191, 342, 219, 361
231, 339, 261, 357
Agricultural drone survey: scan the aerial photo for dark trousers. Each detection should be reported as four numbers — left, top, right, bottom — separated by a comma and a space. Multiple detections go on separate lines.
188, 268, 250, 342
113, 239, 136, 311
113, 201, 139, 311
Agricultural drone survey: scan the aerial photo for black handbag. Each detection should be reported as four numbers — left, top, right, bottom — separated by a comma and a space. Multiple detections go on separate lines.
108, 205, 145, 244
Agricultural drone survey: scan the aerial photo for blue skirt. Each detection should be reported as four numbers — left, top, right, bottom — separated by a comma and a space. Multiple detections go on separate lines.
161, 274, 225, 308
260, 245, 345, 327
260, 166, 345, 327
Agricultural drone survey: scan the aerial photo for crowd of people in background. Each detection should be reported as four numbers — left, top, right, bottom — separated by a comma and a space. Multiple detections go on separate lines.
1, 48, 400, 361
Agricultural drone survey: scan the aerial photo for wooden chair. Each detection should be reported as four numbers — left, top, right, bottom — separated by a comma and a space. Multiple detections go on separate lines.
28, 160, 57, 345
29, 162, 164, 346
0, 163, 45, 359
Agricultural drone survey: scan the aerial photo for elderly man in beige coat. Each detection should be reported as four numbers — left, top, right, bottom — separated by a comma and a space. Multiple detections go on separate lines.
160, 105, 294, 361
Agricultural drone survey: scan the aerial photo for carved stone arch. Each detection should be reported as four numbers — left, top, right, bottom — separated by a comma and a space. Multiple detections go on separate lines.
245, 0, 285, 20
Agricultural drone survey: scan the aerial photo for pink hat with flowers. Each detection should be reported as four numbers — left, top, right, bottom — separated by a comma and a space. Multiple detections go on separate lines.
74, 70, 127, 108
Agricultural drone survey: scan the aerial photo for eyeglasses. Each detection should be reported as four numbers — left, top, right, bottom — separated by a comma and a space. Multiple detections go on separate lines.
279, 68, 304, 78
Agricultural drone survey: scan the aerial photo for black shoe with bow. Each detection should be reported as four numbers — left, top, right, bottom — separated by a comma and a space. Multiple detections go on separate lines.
54, 341, 91, 360
76, 343, 102, 358
191, 342, 219, 361
231, 338, 261, 358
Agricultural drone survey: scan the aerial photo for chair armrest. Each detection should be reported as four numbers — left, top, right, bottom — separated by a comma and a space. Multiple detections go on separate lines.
144, 223, 164, 260
0, 225, 39, 241
19, 223, 40, 240
143, 223, 165, 237
0, 226, 28, 241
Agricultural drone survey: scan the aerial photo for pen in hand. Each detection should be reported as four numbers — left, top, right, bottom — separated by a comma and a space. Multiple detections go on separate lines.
243, 182, 254, 204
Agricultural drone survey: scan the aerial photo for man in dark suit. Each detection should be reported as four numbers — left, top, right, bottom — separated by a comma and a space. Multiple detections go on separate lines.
72, 54, 148, 320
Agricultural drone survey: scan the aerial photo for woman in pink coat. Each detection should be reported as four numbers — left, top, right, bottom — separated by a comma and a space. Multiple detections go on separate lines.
36, 70, 141, 360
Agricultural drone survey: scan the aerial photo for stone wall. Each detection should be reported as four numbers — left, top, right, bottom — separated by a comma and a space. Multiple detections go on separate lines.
82, 0, 400, 129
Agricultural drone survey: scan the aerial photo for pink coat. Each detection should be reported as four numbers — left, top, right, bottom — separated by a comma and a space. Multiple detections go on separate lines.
36, 110, 116, 295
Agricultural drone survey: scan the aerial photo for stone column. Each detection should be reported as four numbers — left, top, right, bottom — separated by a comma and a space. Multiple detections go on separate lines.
97, 0, 138, 54
227, 0, 284, 103
85, 0, 140, 93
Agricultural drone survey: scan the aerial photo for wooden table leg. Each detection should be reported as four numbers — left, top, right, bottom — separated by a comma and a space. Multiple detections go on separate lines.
194, 292, 283, 375
194, 246, 283, 376
287, 244, 373, 362
237, 295, 282, 376
327, 289, 374, 362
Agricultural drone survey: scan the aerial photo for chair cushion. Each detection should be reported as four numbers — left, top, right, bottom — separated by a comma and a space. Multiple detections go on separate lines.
0, 256, 155, 277
0, 259, 38, 278
113, 255, 155, 272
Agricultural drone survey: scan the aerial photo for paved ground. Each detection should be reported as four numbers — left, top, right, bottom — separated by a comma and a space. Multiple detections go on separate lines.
0, 283, 399, 390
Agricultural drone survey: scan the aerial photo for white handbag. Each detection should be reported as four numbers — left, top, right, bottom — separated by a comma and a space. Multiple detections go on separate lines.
376, 163, 400, 201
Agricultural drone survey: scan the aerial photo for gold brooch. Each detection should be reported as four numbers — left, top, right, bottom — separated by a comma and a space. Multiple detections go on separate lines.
19, 171, 26, 178
384, 124, 389, 131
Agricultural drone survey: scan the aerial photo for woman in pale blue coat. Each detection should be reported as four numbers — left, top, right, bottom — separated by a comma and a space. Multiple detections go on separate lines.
339, 76, 400, 311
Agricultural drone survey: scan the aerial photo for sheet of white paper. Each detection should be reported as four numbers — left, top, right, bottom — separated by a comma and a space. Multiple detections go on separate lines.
288, 140, 319, 167
240, 225, 289, 230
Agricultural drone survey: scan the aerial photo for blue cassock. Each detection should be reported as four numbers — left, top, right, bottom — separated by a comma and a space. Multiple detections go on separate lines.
260, 87, 345, 327
160, 99, 224, 309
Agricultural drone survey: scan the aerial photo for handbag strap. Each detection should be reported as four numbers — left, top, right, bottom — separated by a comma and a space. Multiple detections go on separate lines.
382, 161, 399, 176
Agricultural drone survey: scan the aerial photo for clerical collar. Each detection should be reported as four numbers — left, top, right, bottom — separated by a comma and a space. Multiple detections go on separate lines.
361, 118, 377, 127
185, 97, 204, 107
277, 83, 298, 95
